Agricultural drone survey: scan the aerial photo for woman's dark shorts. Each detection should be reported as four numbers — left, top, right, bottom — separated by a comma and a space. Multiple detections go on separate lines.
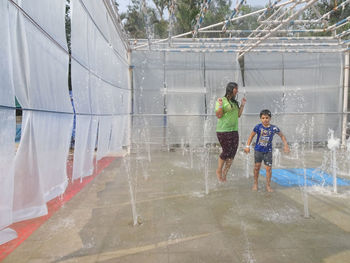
254, 151, 273, 166
216, 131, 239, 160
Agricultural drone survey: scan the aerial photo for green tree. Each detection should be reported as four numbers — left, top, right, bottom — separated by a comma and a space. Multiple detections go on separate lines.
123, 0, 147, 39
302, 0, 350, 37
201, 0, 232, 35
174, 0, 201, 35
122, 0, 169, 39
228, 5, 260, 37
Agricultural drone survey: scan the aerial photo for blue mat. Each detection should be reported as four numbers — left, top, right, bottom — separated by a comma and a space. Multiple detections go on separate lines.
259, 168, 350, 187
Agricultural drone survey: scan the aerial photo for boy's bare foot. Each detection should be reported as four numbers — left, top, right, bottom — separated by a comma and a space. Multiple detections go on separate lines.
216, 169, 224, 182
266, 186, 274, 192
252, 184, 258, 191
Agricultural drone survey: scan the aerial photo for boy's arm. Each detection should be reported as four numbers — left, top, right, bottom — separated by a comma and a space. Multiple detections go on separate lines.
278, 132, 290, 153
244, 131, 256, 153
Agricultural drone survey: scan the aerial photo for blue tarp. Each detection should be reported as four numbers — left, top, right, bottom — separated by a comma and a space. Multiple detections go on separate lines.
259, 168, 350, 187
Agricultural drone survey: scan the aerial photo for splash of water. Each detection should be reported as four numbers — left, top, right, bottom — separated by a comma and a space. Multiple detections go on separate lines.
327, 129, 340, 193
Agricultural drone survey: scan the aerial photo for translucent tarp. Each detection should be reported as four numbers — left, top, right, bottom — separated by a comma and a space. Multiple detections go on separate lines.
71, 0, 129, 115
132, 49, 344, 144
0, 0, 130, 245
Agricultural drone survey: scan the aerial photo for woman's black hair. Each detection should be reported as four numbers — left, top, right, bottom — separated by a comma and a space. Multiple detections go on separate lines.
224, 82, 239, 108
260, 109, 272, 118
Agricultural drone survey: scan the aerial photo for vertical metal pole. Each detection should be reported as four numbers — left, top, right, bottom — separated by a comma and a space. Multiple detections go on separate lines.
163, 51, 167, 148
341, 51, 349, 147
127, 50, 133, 154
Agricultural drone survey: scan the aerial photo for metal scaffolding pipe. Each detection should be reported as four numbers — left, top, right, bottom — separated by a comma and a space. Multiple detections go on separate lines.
134, 47, 344, 53
133, 0, 296, 50
238, 0, 318, 59
199, 29, 325, 34
259, 19, 324, 24
342, 51, 349, 147
168, 42, 339, 48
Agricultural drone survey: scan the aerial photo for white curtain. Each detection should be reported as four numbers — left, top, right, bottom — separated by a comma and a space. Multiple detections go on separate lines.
12, 111, 73, 222
32, 112, 73, 202
71, 0, 129, 115
0, 109, 16, 245
8, 1, 72, 112
0, 0, 14, 107
243, 52, 343, 142
13, 111, 47, 222
0, 0, 16, 245
72, 115, 98, 181
109, 115, 127, 154
96, 116, 113, 161
70, 0, 130, 179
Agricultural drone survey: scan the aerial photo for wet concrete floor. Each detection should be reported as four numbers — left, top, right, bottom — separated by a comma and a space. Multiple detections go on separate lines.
4, 147, 350, 263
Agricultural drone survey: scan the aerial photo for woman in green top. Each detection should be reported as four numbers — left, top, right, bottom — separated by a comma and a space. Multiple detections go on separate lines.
215, 82, 246, 182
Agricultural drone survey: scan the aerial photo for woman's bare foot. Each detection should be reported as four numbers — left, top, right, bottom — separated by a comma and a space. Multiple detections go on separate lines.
222, 170, 228, 182
216, 169, 224, 182
252, 184, 258, 191
266, 186, 274, 192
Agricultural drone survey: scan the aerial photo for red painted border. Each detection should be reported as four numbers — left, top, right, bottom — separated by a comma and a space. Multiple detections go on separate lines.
0, 156, 116, 261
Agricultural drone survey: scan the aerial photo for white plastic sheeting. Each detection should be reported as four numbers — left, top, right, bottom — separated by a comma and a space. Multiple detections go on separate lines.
70, 0, 129, 114
32, 112, 73, 202
0, 109, 16, 245
243, 52, 343, 142
0, 0, 130, 246
72, 115, 98, 181
13, 111, 73, 222
109, 115, 129, 153
70, 0, 130, 183
0, 0, 16, 245
8, 0, 72, 113
97, 116, 113, 161
0, 0, 14, 107
132, 51, 242, 145
132, 49, 343, 145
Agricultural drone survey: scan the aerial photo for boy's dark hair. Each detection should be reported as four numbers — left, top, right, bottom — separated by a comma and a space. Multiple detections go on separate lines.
224, 82, 239, 108
260, 109, 271, 118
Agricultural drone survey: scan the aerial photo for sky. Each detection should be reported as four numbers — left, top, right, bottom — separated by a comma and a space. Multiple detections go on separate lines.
116, 0, 267, 14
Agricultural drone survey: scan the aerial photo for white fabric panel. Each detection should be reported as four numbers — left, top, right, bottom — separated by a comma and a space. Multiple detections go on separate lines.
0, 1, 14, 107
81, 0, 128, 62
245, 53, 283, 87
71, 0, 130, 115
13, 0, 68, 50
0, 228, 17, 246
89, 74, 126, 114
8, 5, 72, 112
165, 53, 205, 115
284, 53, 343, 113
32, 112, 73, 202
97, 116, 113, 160
0, 109, 16, 245
80, 1, 109, 42
165, 52, 204, 90
109, 115, 126, 153
167, 93, 206, 115
72, 115, 98, 181
107, 18, 128, 62
166, 116, 205, 146
71, 60, 91, 114
132, 51, 164, 114
205, 52, 242, 114
13, 111, 47, 222
70, 0, 89, 65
